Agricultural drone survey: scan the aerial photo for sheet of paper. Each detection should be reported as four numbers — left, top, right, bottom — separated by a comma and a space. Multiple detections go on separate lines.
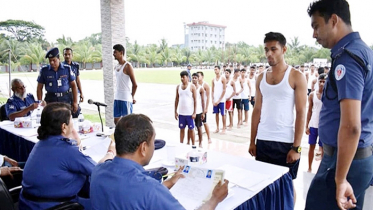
218, 164, 270, 192
170, 166, 224, 210
82, 137, 111, 163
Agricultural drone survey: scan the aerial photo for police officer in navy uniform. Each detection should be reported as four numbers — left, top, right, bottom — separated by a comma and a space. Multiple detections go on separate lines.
62, 48, 84, 103
36, 47, 80, 117
306, 1, 373, 210
5, 78, 45, 121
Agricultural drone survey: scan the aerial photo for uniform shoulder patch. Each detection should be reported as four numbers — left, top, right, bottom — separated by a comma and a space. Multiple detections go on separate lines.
335, 64, 346, 81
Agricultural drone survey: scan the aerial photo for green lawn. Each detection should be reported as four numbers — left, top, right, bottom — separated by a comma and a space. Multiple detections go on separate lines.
79, 68, 217, 85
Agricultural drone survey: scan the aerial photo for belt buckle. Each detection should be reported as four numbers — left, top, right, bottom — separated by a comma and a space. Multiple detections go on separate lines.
56, 93, 62, 97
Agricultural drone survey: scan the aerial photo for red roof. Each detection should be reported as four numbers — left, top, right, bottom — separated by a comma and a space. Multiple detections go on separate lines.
187, 22, 226, 28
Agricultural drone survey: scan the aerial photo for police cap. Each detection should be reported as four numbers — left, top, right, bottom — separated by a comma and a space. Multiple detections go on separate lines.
45, 47, 59, 58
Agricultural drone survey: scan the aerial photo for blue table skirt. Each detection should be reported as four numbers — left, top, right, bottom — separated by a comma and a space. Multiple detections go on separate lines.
0, 127, 35, 162
235, 172, 294, 210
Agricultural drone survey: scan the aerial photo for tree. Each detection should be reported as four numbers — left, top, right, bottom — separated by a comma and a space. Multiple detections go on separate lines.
0, 20, 45, 42
127, 41, 144, 68
19, 43, 46, 69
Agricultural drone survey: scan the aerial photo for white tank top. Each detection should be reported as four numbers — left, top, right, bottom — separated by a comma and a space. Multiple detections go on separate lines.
202, 81, 208, 106
225, 79, 233, 100
307, 72, 316, 89
249, 75, 256, 97
308, 92, 322, 128
114, 62, 132, 101
232, 78, 242, 99
178, 83, 194, 115
257, 66, 295, 143
213, 76, 225, 103
241, 78, 250, 99
196, 86, 203, 114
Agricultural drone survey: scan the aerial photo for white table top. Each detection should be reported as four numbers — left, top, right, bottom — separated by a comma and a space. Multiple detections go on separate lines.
0, 121, 289, 210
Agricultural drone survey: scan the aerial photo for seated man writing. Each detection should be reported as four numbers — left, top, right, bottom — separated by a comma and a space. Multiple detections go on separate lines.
90, 114, 229, 210
5, 78, 45, 121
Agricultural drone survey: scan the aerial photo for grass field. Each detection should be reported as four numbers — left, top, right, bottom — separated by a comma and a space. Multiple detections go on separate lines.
1, 68, 217, 85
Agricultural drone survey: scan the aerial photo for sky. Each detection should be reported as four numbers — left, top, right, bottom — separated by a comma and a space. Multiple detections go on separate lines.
1, 0, 373, 48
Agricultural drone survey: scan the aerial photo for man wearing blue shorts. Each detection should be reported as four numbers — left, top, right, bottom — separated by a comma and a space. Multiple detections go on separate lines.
211, 66, 227, 134
175, 71, 197, 145
113, 44, 138, 124
305, 74, 327, 172
306, 1, 373, 209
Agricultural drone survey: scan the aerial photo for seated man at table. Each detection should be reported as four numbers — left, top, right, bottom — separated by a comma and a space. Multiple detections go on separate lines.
0, 154, 23, 189
90, 114, 229, 210
5, 78, 44, 121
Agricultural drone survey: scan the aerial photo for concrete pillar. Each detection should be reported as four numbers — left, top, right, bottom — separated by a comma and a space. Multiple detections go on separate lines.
100, 0, 126, 127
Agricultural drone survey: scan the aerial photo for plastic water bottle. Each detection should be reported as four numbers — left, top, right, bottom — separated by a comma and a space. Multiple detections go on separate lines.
78, 113, 84, 122
36, 108, 42, 124
189, 146, 199, 165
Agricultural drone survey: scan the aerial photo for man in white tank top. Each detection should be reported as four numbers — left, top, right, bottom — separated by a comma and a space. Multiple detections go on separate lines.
311, 67, 325, 92
211, 66, 227, 134
224, 69, 236, 130
192, 73, 205, 148
113, 44, 138, 125
305, 74, 327, 172
240, 69, 252, 126
175, 71, 197, 145
197, 71, 212, 143
248, 66, 257, 108
306, 64, 318, 95
249, 33, 307, 192
232, 69, 243, 128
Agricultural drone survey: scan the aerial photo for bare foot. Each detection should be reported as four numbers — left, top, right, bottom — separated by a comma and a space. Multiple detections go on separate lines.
208, 139, 212, 144
213, 129, 219, 133
244, 122, 249, 126
227, 126, 232, 131
220, 129, 226, 134
237, 124, 241, 128
227, 124, 232, 128
307, 169, 312, 173
199, 144, 203, 148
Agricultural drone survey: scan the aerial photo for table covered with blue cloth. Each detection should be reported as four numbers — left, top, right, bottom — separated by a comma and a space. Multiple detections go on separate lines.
1, 121, 295, 210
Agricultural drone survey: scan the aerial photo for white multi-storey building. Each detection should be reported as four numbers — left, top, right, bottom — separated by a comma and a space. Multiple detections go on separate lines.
184, 21, 226, 51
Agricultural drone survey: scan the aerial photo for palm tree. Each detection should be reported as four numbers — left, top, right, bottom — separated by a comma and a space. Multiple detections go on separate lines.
203, 49, 216, 65
128, 41, 143, 68
160, 48, 173, 67
144, 45, 161, 68
74, 41, 95, 69
19, 42, 46, 69
172, 51, 186, 66
158, 38, 168, 53
235, 54, 246, 66
182, 48, 192, 64
289, 36, 301, 53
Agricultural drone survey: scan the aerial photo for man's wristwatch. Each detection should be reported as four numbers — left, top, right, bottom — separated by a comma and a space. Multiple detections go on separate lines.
291, 145, 302, 153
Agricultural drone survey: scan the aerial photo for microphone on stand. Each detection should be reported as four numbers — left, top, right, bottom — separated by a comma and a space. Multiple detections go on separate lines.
88, 99, 107, 107
88, 99, 105, 135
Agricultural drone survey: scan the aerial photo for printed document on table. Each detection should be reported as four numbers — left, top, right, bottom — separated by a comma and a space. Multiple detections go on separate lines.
218, 164, 270, 192
170, 166, 224, 210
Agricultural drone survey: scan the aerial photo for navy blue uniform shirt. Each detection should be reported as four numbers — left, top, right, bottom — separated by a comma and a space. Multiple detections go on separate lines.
5, 93, 36, 117
62, 61, 80, 76
37, 63, 76, 93
91, 157, 185, 210
19, 135, 96, 209
319, 32, 373, 148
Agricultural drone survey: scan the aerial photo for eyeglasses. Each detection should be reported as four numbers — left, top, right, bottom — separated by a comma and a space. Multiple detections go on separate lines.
15, 85, 26, 90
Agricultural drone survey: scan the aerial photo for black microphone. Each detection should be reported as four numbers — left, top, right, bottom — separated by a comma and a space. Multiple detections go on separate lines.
88, 99, 107, 107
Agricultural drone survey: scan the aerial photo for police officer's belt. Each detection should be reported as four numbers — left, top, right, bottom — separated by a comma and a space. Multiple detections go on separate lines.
22, 190, 75, 203
323, 144, 373, 160
46, 91, 70, 97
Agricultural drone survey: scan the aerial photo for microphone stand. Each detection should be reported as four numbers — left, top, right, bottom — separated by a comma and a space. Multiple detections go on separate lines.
96, 105, 105, 136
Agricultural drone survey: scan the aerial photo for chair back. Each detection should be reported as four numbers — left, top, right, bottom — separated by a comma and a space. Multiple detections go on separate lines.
0, 178, 15, 210
0, 104, 9, 121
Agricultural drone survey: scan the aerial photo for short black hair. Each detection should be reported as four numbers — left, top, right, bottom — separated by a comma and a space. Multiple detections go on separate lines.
223, 65, 227, 68
308, 0, 351, 26
196, 71, 204, 77
324, 66, 330, 70
214, 65, 220, 69
240, 68, 246, 72
234, 69, 240, 73
113, 44, 125, 55
319, 73, 328, 80
250, 66, 255, 69
63, 47, 73, 54
318, 67, 325, 75
264, 32, 286, 47
115, 114, 154, 155
192, 73, 198, 77
180, 71, 188, 77
37, 102, 71, 140
225, 69, 231, 74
